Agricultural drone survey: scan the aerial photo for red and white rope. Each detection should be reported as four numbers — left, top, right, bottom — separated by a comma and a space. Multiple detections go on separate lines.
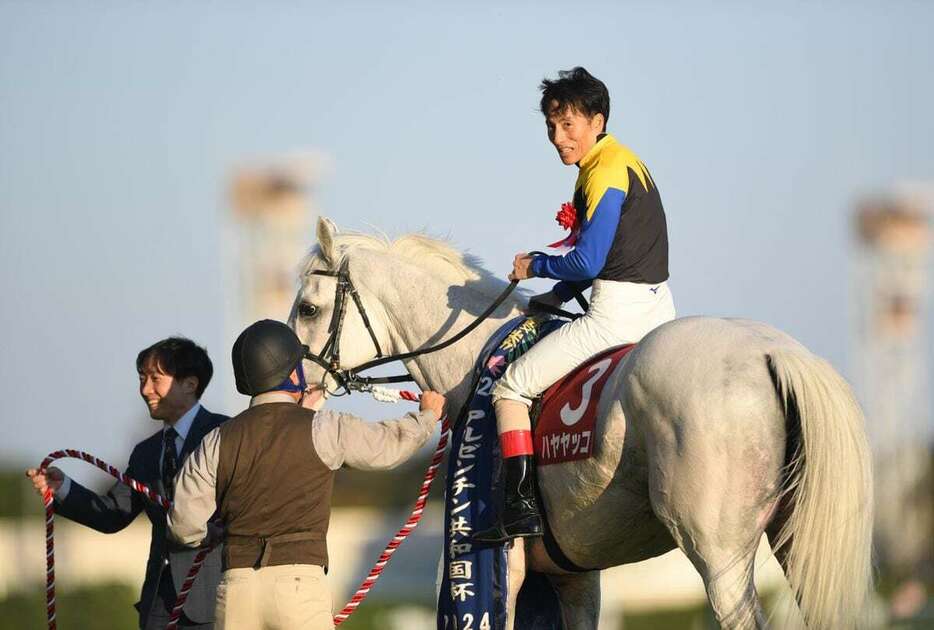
38, 388, 447, 628
369, 385, 419, 403
42, 487, 55, 630
333, 389, 449, 625
38, 450, 210, 630
168, 547, 212, 626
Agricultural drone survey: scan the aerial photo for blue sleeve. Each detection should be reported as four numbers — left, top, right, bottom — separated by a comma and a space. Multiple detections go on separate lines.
530, 188, 625, 282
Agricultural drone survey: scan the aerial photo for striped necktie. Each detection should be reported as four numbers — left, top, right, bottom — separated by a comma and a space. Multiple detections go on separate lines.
162, 427, 179, 502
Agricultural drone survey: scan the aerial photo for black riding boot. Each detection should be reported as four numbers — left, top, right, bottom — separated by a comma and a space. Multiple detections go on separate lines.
472, 455, 542, 544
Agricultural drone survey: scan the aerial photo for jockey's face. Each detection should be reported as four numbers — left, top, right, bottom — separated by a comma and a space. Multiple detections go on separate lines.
545, 102, 605, 166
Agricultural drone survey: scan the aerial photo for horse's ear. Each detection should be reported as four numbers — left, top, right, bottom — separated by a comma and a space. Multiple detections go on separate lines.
316, 216, 338, 266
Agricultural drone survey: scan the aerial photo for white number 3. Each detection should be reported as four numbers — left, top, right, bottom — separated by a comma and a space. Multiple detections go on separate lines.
560, 358, 612, 426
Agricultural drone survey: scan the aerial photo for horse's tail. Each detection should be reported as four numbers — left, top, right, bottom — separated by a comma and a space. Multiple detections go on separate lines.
766, 348, 874, 629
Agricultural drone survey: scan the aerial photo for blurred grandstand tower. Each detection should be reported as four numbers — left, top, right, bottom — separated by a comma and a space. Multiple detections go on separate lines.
228, 155, 321, 324
852, 187, 932, 613
222, 154, 322, 412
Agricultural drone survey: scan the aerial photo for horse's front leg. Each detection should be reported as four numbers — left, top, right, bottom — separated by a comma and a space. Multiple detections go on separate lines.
525, 538, 601, 629
547, 571, 601, 630
504, 540, 527, 630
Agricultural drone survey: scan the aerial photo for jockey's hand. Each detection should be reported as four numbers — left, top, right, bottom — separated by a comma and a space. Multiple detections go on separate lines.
419, 391, 446, 419
509, 253, 535, 281
528, 290, 563, 312
25, 466, 64, 498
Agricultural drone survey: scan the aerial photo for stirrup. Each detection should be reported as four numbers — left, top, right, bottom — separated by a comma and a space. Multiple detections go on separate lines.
472, 512, 542, 545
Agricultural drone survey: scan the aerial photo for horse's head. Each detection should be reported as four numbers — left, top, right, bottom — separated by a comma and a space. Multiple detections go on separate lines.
291, 216, 525, 401
289, 216, 392, 396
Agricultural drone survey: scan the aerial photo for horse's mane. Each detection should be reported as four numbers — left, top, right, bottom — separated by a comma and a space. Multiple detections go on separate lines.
301, 230, 515, 300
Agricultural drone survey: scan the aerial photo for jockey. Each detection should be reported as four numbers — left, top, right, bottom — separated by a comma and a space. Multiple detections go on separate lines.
474, 67, 676, 544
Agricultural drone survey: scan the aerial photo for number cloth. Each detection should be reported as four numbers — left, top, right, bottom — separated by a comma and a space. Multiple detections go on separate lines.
534, 343, 637, 466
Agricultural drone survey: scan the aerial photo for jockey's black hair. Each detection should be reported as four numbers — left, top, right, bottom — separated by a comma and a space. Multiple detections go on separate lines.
137, 337, 214, 398
539, 67, 610, 131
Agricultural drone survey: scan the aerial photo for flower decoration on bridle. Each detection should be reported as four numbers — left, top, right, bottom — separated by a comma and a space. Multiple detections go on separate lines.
547, 202, 580, 248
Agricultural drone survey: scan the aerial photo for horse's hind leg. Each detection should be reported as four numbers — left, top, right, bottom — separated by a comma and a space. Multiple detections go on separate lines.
628, 331, 785, 628
650, 473, 771, 629
547, 571, 600, 630
645, 426, 777, 628
687, 544, 765, 629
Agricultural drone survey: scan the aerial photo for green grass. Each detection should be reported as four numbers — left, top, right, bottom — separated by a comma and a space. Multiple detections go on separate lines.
0, 583, 138, 630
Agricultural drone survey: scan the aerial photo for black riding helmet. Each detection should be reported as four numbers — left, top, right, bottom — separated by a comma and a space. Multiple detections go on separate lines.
232, 319, 308, 396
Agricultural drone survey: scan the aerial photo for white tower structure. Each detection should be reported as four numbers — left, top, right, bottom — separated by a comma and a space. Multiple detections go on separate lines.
228, 156, 320, 326
852, 188, 932, 584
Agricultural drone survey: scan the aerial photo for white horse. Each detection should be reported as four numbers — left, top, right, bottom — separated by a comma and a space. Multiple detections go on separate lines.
291, 217, 873, 630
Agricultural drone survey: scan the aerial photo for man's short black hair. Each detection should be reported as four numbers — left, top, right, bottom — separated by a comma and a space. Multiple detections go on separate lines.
136, 337, 213, 398
539, 66, 610, 131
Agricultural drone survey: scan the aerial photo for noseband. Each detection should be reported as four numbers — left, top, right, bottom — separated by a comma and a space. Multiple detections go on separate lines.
300, 258, 518, 396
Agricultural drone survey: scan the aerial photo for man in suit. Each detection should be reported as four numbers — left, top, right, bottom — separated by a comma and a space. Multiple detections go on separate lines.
26, 337, 228, 629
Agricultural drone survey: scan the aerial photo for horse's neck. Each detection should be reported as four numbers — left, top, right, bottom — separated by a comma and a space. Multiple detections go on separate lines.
368, 261, 522, 411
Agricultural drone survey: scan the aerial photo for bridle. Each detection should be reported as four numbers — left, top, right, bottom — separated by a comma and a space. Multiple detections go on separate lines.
298, 258, 519, 396
298, 258, 384, 394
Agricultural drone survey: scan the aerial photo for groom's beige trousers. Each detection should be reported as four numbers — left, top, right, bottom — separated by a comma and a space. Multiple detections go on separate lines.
215, 564, 333, 630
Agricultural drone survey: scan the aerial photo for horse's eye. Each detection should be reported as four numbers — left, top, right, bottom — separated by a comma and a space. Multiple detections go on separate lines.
298, 302, 318, 318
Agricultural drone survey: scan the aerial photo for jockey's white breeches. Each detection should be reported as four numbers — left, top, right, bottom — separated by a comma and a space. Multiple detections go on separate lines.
492, 279, 676, 408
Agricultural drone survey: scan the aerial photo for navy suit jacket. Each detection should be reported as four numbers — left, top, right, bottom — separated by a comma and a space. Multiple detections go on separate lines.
54, 406, 227, 628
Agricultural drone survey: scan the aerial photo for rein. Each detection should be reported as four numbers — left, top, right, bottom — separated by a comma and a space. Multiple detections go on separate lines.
524, 250, 589, 320
302, 258, 519, 395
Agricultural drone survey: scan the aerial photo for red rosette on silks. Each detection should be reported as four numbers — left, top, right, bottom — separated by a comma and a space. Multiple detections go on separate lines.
547, 202, 580, 248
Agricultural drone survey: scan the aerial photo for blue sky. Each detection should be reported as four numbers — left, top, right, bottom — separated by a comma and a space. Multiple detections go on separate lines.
1, 1, 932, 470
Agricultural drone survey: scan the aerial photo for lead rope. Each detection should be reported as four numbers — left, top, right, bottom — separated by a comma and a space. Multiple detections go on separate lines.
37, 388, 447, 629
38, 450, 212, 630
333, 387, 450, 625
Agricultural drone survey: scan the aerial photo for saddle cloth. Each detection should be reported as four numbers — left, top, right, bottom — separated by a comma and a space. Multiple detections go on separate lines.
533, 343, 636, 465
